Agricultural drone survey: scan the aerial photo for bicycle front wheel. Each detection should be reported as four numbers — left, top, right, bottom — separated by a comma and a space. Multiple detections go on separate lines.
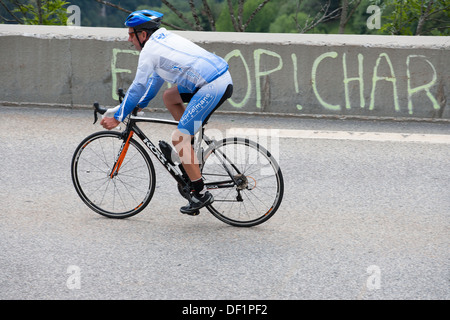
71, 131, 156, 218
201, 138, 284, 227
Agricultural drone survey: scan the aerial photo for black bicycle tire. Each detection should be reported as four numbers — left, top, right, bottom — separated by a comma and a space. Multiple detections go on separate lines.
71, 131, 156, 219
202, 137, 284, 227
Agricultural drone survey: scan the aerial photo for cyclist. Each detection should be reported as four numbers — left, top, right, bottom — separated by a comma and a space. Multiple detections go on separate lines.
100, 10, 233, 216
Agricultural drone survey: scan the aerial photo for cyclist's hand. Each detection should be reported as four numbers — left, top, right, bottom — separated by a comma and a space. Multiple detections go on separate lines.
100, 117, 120, 130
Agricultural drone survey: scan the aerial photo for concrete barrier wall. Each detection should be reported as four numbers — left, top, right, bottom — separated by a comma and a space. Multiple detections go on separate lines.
1, 25, 449, 121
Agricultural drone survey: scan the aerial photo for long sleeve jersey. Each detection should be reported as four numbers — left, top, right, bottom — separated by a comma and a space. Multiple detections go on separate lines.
114, 28, 229, 121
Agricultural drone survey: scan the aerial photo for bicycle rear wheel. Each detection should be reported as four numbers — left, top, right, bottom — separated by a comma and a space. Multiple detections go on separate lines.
201, 138, 284, 227
71, 131, 156, 218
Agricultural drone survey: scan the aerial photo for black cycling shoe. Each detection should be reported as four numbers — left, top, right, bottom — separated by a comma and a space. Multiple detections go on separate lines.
183, 209, 200, 216
180, 191, 214, 215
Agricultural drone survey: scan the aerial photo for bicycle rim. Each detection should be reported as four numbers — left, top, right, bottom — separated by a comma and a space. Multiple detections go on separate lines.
202, 138, 284, 227
71, 131, 155, 218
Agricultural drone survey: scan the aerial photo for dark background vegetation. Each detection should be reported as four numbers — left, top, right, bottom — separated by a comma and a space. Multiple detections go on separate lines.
1, 0, 448, 35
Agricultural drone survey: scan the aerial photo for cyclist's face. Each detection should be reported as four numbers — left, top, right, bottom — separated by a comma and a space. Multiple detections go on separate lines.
127, 27, 146, 51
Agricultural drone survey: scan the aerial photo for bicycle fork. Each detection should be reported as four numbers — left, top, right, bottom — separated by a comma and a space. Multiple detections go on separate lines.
109, 131, 134, 178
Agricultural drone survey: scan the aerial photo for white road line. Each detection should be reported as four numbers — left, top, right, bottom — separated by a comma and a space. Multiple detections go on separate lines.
228, 128, 450, 144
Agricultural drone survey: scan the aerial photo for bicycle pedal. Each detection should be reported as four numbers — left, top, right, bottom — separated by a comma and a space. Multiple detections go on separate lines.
182, 210, 200, 216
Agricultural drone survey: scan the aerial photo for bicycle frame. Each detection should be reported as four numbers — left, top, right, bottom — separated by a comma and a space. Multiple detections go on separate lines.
119, 115, 186, 185
111, 112, 238, 197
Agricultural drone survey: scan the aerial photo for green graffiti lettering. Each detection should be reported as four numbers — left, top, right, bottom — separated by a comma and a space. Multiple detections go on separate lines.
254, 49, 283, 108
369, 53, 399, 112
291, 53, 303, 110
224, 49, 251, 108
109, 47, 442, 118
343, 53, 365, 110
111, 48, 139, 100
406, 55, 440, 115
312, 51, 341, 111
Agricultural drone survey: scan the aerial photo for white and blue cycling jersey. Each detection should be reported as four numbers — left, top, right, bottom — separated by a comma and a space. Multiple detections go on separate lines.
114, 28, 230, 127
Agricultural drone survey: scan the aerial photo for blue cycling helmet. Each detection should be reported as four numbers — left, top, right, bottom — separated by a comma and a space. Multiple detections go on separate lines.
125, 10, 163, 48
125, 10, 163, 30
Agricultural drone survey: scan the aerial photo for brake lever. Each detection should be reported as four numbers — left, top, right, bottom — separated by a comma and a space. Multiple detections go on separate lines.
118, 88, 125, 103
93, 89, 123, 124
93, 102, 107, 124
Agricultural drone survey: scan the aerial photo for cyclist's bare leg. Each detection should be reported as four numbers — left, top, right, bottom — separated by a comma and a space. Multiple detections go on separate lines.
162, 87, 201, 181
174, 128, 213, 215
172, 129, 201, 182
163, 87, 185, 121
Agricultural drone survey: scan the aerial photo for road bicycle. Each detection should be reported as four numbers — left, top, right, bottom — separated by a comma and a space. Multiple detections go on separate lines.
71, 90, 284, 227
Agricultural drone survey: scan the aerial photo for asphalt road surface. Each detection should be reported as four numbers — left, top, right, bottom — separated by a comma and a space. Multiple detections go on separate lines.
0, 106, 449, 300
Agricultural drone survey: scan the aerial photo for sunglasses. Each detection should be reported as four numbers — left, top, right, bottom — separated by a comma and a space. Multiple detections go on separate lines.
128, 30, 143, 37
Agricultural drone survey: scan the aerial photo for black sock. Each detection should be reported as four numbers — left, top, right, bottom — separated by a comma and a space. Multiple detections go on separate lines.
192, 178, 206, 197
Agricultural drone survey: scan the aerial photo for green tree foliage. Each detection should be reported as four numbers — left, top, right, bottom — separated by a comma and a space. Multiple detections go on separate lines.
1, 0, 448, 36
216, 0, 278, 32
377, 0, 449, 35
0, 0, 69, 24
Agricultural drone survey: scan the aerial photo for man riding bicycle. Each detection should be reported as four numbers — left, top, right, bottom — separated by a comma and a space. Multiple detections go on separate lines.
100, 10, 233, 215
